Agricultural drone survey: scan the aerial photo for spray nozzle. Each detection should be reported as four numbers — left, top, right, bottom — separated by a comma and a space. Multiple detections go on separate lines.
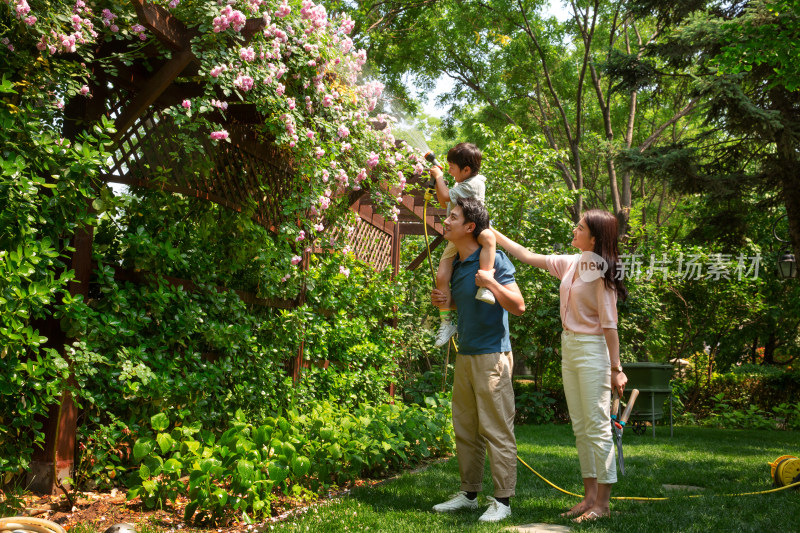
424, 151, 443, 190
424, 151, 443, 169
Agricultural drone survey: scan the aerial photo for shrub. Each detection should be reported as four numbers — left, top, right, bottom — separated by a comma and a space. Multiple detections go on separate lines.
127, 397, 453, 524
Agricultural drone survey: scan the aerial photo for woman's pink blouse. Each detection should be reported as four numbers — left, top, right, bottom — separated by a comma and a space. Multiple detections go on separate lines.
545, 254, 618, 335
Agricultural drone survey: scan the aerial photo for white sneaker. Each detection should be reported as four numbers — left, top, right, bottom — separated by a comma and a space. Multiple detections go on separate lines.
434, 322, 457, 347
432, 491, 479, 512
478, 497, 511, 522
475, 287, 496, 305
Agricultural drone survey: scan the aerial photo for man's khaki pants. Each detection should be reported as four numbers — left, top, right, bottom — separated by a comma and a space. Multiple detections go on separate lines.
452, 351, 517, 498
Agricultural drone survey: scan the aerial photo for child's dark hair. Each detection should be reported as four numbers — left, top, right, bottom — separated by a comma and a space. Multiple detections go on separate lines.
456, 197, 489, 237
447, 142, 481, 177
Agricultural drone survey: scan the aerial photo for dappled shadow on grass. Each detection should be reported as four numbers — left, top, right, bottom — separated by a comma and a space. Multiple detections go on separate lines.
344, 424, 800, 532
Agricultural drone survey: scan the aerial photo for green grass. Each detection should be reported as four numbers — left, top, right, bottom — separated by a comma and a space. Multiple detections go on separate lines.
266, 424, 799, 532
49, 425, 800, 532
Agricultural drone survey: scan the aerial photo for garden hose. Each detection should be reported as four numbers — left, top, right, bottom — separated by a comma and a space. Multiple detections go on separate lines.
419, 175, 800, 503
0, 517, 66, 533
517, 454, 800, 501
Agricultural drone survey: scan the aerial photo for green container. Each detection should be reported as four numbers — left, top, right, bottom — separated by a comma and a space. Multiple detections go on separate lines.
622, 362, 673, 421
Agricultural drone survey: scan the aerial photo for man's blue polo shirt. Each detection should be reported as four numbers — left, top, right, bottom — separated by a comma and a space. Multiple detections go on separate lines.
451, 247, 516, 355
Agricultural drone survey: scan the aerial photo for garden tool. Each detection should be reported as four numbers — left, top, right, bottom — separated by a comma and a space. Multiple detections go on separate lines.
611, 388, 639, 476
424, 151, 443, 192
769, 455, 800, 488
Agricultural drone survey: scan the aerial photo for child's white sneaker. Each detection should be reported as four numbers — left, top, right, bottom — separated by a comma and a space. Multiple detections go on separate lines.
475, 287, 496, 305
434, 322, 457, 347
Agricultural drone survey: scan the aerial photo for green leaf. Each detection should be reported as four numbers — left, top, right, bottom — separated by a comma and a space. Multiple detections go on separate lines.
291, 456, 310, 477
133, 438, 156, 462
213, 488, 228, 506
151, 412, 170, 431
157, 433, 174, 454
237, 459, 254, 481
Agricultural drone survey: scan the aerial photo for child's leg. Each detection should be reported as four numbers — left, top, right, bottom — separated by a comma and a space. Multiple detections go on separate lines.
477, 229, 496, 272
475, 229, 497, 304
436, 255, 455, 312
434, 252, 457, 347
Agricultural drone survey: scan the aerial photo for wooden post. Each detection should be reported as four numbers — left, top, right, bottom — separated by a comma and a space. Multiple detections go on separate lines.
387, 223, 402, 398
27, 225, 93, 494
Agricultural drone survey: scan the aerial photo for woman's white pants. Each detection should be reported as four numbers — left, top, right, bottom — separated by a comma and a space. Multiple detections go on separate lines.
561, 330, 617, 484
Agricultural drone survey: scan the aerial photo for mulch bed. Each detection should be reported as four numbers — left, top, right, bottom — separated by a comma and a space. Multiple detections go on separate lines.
5, 457, 451, 532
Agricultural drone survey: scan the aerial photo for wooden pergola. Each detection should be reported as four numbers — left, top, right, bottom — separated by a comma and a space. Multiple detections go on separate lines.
29, 0, 446, 494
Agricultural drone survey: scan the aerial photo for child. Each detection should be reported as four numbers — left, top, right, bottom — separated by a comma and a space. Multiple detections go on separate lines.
430, 142, 497, 347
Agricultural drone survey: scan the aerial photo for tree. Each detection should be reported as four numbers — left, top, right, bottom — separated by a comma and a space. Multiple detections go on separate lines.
626, 0, 800, 259
351, 0, 703, 233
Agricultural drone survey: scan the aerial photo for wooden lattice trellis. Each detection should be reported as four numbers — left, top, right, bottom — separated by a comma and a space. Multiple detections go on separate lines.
29, 0, 448, 494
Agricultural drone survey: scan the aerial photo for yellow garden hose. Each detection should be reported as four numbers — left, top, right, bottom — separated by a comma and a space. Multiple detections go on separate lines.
418, 185, 798, 503
0, 517, 66, 533
516, 455, 800, 501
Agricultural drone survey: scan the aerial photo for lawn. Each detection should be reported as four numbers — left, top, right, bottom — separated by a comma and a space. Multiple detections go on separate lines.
30, 425, 800, 533
264, 424, 799, 533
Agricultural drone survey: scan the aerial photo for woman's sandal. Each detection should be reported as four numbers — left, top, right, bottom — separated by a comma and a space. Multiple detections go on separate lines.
572, 510, 609, 523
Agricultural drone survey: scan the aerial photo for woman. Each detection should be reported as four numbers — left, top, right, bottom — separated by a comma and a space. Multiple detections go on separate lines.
486, 210, 628, 523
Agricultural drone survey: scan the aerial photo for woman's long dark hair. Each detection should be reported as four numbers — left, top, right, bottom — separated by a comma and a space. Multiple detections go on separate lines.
583, 209, 628, 301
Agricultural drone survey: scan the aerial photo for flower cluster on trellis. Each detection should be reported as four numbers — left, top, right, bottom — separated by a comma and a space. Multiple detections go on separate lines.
2, 0, 428, 278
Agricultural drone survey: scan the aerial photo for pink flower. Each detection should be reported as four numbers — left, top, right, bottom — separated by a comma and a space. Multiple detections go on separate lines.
210, 130, 229, 140
337, 125, 349, 138
340, 15, 355, 34
367, 152, 379, 168
110, 24, 119, 32
24, 15, 36, 26
287, 97, 296, 110
295, 230, 305, 242
315, 147, 325, 159
181, 99, 191, 109
339, 266, 350, 277
314, 223, 324, 232
169, 0, 180, 7
306, 131, 314, 140
239, 46, 255, 62
291, 255, 302, 265
281, 274, 291, 282
79, 85, 90, 96
16, 0, 31, 17
131, 24, 145, 33
210, 65, 227, 77
321, 169, 329, 182
276, 83, 285, 96
234, 74, 254, 91
275, 1, 291, 18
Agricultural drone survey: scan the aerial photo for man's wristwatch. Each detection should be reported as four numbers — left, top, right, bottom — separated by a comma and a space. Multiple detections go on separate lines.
611, 365, 624, 373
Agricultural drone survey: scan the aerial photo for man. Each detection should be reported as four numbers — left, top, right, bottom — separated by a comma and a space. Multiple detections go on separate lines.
430, 196, 525, 523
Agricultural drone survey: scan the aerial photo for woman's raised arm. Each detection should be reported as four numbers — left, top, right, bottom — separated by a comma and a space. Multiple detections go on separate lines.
492, 228, 548, 269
